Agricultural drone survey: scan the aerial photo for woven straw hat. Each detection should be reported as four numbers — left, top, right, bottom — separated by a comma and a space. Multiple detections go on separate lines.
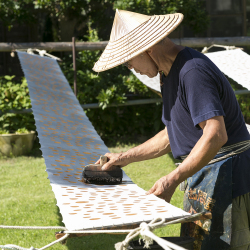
93, 9, 183, 72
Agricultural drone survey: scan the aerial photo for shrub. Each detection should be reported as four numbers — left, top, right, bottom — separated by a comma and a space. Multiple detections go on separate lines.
113, 0, 209, 35
60, 27, 250, 143
228, 77, 250, 124
60, 27, 163, 144
0, 76, 35, 134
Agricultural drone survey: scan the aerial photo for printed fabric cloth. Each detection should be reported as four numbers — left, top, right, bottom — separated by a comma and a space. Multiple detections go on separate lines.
181, 154, 233, 250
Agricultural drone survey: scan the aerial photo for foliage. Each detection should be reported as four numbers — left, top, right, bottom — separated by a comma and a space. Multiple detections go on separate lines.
238, 95, 250, 124
60, 26, 163, 142
0, 76, 35, 134
228, 77, 250, 124
0, 0, 114, 41
0, 0, 37, 30
113, 0, 209, 34
60, 27, 250, 142
0, 129, 9, 134
1, 0, 209, 40
33, 0, 115, 41
15, 128, 30, 134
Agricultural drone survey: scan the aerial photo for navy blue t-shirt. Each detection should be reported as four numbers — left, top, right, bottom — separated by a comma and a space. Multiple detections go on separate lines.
161, 47, 250, 198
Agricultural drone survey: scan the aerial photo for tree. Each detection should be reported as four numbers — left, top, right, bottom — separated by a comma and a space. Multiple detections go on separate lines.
0, 0, 36, 30
0, 0, 209, 40
113, 0, 209, 35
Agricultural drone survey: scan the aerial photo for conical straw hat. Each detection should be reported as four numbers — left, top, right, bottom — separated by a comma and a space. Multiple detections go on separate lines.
93, 9, 183, 72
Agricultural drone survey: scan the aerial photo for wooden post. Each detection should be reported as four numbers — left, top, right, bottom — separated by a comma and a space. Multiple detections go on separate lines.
72, 37, 77, 96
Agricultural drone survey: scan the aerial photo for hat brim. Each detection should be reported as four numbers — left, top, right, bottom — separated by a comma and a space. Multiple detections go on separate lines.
93, 13, 183, 72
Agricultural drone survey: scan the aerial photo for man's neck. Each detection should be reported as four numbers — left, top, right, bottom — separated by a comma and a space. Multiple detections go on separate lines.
149, 39, 185, 76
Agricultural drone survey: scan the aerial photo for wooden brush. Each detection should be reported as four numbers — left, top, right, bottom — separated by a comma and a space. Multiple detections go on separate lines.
82, 155, 123, 184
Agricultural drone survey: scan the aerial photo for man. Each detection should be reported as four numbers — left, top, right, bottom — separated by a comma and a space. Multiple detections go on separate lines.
93, 9, 250, 249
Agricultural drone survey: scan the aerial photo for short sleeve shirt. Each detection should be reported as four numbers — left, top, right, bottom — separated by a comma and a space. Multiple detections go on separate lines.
161, 47, 250, 159
161, 47, 250, 198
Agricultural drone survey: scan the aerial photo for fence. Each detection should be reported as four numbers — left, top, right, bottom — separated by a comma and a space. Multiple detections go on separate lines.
0, 36, 250, 114
1, 37, 250, 52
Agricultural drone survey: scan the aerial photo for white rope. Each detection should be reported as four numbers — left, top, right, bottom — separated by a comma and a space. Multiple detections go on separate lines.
1, 213, 206, 250
34, 49, 61, 61
0, 234, 69, 250
141, 228, 187, 250
115, 217, 189, 250
0, 225, 66, 230
64, 229, 132, 234
180, 140, 250, 165
39, 233, 69, 250
0, 245, 36, 250
17, 48, 61, 61
201, 44, 243, 54
64, 213, 202, 235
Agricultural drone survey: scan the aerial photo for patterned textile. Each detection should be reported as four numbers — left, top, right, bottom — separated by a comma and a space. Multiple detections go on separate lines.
17, 51, 189, 231
131, 49, 250, 93
181, 157, 232, 250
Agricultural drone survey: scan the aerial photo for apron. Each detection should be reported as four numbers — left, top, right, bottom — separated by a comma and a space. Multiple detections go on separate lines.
181, 156, 232, 250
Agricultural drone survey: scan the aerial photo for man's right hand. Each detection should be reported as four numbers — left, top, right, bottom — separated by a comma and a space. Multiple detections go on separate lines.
95, 152, 129, 170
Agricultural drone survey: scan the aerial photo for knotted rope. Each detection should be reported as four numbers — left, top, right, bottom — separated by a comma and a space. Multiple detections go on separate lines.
1, 213, 208, 250
115, 218, 186, 250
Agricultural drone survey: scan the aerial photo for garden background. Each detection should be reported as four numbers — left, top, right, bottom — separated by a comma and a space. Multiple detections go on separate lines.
1, 0, 250, 143
0, 1, 250, 249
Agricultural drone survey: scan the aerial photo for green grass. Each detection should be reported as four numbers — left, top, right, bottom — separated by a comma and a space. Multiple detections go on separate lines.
0, 145, 184, 250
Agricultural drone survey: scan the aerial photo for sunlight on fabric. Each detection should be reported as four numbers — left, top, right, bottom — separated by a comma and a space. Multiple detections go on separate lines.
205, 49, 250, 91
131, 49, 250, 93
17, 51, 189, 231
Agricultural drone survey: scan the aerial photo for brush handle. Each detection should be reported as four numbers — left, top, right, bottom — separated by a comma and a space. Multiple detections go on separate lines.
100, 155, 108, 166
99, 155, 120, 170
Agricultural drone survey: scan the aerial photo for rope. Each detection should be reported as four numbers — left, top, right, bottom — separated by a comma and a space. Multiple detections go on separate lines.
0, 245, 36, 250
1, 213, 206, 250
208, 141, 250, 165
39, 233, 69, 250
0, 234, 69, 250
201, 44, 243, 54
19, 49, 61, 61
114, 215, 201, 250
64, 229, 132, 234
180, 140, 250, 165
64, 213, 203, 235
0, 226, 66, 230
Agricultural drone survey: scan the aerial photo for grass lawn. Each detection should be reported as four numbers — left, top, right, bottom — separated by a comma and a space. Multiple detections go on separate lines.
0, 143, 184, 250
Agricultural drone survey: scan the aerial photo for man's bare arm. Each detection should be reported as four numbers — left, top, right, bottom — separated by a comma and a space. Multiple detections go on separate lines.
147, 116, 228, 202
174, 115, 228, 183
101, 128, 171, 170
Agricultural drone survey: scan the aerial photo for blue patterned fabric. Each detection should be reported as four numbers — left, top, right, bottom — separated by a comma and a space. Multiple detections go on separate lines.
182, 156, 232, 250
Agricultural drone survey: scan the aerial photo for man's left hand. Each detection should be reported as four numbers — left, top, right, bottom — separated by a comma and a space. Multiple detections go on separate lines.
146, 175, 178, 203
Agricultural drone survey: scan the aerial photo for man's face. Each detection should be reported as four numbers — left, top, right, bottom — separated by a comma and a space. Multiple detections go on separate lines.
126, 52, 158, 78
